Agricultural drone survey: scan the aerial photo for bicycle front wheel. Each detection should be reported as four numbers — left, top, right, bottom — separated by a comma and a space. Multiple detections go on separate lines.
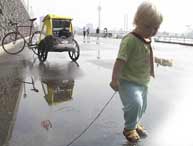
2, 32, 25, 55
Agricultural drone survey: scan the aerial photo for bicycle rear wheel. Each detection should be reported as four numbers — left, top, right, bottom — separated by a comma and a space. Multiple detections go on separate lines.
2, 31, 25, 55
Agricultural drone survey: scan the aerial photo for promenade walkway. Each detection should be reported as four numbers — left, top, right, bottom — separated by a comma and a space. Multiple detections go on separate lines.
0, 35, 193, 146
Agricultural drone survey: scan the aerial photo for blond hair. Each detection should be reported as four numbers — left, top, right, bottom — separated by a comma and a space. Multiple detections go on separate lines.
133, 1, 163, 28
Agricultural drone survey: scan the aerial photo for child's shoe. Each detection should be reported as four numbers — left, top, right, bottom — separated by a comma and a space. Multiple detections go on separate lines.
136, 123, 148, 138
123, 128, 140, 143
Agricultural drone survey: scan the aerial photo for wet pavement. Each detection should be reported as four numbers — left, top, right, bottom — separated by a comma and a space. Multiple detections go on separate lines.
0, 35, 193, 146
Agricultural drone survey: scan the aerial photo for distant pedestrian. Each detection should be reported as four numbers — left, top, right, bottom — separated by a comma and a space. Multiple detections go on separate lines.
96, 27, 100, 44
104, 27, 108, 37
83, 27, 86, 42
86, 27, 90, 43
110, 1, 172, 143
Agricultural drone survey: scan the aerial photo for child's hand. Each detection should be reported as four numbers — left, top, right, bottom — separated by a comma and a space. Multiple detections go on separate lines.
161, 59, 173, 67
155, 57, 173, 67
110, 80, 119, 91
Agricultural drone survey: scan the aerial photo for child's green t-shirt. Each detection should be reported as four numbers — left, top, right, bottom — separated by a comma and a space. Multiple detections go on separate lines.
117, 33, 151, 86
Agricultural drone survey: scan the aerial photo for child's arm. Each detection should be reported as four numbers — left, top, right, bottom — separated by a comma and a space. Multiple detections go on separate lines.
154, 57, 173, 67
110, 59, 125, 91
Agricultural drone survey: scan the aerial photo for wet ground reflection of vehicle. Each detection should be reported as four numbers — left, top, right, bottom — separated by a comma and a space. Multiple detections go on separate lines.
38, 62, 79, 131
38, 61, 80, 106
41, 79, 74, 105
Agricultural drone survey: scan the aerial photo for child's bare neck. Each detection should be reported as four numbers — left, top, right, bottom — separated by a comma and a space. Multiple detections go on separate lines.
132, 29, 151, 42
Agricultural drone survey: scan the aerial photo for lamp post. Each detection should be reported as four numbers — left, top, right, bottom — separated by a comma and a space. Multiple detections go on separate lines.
97, 4, 101, 58
98, 4, 101, 30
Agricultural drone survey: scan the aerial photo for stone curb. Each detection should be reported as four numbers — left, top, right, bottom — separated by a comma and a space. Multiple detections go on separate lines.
0, 45, 5, 56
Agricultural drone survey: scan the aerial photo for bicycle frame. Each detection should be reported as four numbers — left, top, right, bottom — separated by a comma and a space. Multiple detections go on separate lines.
10, 19, 36, 45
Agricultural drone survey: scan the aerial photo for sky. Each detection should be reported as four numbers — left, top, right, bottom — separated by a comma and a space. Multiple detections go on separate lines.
24, 0, 193, 33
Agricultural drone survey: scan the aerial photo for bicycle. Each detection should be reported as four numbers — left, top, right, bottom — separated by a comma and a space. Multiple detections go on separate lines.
1, 18, 45, 55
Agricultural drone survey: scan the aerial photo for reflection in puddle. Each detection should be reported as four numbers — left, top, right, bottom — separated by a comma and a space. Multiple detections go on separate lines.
97, 47, 101, 59
41, 79, 74, 105
38, 61, 80, 105
22, 77, 39, 98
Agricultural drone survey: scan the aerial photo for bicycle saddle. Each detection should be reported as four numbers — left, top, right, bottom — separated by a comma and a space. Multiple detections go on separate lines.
29, 18, 37, 21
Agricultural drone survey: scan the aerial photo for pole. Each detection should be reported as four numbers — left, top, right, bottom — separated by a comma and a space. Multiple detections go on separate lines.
98, 5, 101, 31
97, 3, 101, 58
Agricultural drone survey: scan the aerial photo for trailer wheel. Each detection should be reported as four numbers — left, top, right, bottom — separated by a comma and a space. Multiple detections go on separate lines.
68, 39, 80, 61
38, 40, 48, 62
